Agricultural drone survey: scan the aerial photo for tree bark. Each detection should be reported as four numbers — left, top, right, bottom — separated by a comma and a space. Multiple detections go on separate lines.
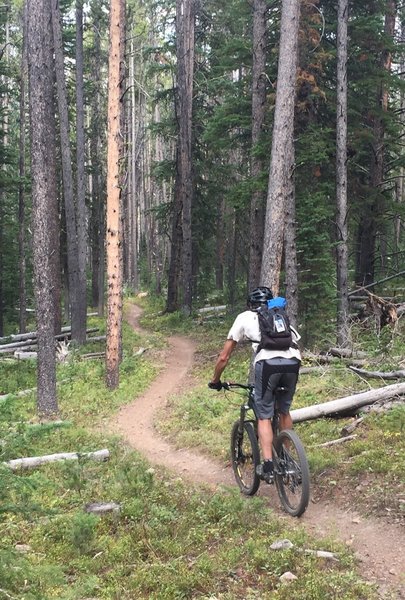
336, 0, 350, 346
105, 0, 126, 389
260, 0, 301, 295
248, 0, 267, 291
75, 0, 88, 343
284, 135, 298, 325
18, 2, 28, 334
291, 382, 405, 423
89, 2, 105, 316
177, 0, 195, 315
51, 0, 81, 340
27, 0, 59, 416
355, 1, 396, 287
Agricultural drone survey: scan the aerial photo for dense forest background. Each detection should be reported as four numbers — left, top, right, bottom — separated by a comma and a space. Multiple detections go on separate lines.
1, 0, 404, 349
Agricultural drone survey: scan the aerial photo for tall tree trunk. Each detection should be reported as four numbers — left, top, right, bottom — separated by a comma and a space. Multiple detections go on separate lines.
248, 0, 267, 291
355, 1, 396, 287
284, 136, 298, 326
18, 1, 28, 334
177, 0, 195, 315
51, 0, 81, 339
27, 0, 58, 416
395, 10, 405, 263
128, 41, 139, 291
75, 0, 87, 343
215, 197, 225, 290
105, 0, 125, 389
89, 2, 105, 315
260, 0, 301, 295
336, 0, 350, 346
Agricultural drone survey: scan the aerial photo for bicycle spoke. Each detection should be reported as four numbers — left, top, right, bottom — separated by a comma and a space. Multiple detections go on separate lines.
274, 430, 310, 517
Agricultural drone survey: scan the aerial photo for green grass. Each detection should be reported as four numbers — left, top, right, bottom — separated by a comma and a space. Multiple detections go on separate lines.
0, 298, 396, 599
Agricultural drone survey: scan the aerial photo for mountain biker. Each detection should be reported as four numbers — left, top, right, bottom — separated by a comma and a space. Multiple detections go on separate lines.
208, 286, 301, 483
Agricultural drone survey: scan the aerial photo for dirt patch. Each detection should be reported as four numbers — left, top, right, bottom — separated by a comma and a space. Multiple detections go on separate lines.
111, 304, 405, 599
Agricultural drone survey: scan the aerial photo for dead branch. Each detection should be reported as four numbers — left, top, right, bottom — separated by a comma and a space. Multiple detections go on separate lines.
329, 348, 368, 359
348, 366, 405, 380
315, 434, 357, 447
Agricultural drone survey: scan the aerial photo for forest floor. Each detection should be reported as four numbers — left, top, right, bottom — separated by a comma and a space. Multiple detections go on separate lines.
111, 304, 405, 599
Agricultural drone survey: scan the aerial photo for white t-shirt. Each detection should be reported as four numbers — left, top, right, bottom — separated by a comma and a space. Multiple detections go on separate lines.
227, 310, 302, 364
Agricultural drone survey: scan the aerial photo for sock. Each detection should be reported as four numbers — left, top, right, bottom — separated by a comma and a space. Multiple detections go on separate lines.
263, 459, 274, 474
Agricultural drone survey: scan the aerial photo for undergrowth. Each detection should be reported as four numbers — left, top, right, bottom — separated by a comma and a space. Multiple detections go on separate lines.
0, 298, 399, 598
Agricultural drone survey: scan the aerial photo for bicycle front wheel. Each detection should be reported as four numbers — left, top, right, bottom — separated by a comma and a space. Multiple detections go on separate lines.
230, 421, 260, 496
274, 429, 310, 517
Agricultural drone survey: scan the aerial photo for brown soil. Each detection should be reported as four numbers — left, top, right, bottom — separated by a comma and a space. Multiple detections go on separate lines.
112, 304, 405, 599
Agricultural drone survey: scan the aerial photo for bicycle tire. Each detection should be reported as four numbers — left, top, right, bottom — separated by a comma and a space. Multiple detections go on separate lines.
274, 429, 310, 517
230, 420, 260, 496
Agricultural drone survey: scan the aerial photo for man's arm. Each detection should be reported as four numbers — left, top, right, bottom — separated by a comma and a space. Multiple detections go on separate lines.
210, 339, 237, 383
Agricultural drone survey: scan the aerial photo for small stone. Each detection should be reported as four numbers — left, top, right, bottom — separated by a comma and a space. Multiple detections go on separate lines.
389, 568, 397, 576
280, 571, 298, 583
270, 539, 294, 550
352, 517, 361, 524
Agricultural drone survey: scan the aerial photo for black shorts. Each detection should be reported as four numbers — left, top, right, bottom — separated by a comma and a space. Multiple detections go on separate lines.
253, 358, 300, 419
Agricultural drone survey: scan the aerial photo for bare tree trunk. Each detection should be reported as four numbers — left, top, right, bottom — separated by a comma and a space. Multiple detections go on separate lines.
51, 0, 81, 339
248, 0, 267, 291
27, 0, 58, 416
89, 3, 105, 316
395, 11, 405, 262
18, 2, 28, 334
75, 0, 87, 343
215, 197, 225, 290
355, 1, 396, 287
260, 0, 300, 295
177, 0, 195, 315
336, 0, 350, 346
284, 136, 298, 325
105, 0, 125, 389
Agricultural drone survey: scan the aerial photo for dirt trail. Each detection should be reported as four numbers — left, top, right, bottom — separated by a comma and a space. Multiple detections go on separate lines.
113, 304, 404, 599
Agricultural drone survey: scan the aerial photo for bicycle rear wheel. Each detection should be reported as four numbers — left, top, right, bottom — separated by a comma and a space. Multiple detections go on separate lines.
274, 429, 310, 517
230, 421, 260, 496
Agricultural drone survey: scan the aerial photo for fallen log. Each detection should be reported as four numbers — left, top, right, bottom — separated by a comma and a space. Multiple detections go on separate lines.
0, 326, 99, 344
315, 434, 357, 447
85, 502, 121, 515
4, 448, 110, 471
197, 305, 227, 314
341, 417, 364, 436
361, 399, 404, 414
0, 328, 100, 353
329, 348, 368, 359
290, 382, 405, 423
348, 366, 405, 380
14, 351, 37, 360
302, 352, 368, 367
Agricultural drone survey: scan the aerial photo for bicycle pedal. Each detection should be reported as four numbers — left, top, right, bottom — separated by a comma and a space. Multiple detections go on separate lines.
256, 464, 274, 484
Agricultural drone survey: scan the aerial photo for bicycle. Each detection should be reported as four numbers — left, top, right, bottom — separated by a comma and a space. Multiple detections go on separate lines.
224, 381, 310, 517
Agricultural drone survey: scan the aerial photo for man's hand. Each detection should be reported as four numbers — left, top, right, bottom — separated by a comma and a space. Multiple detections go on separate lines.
208, 381, 223, 391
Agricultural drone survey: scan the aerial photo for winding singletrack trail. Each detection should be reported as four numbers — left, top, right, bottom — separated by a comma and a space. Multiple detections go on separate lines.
113, 304, 404, 599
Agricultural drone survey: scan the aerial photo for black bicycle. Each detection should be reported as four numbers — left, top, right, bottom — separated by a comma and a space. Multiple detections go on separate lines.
225, 382, 310, 517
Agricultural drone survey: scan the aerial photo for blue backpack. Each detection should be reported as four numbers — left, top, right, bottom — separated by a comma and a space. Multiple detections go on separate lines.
256, 297, 292, 351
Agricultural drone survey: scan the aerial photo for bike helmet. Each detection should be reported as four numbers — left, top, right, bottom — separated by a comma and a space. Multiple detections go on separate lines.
247, 286, 273, 309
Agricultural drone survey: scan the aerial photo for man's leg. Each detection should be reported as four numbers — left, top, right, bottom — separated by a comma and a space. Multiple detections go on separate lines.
279, 412, 293, 431
257, 418, 273, 460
